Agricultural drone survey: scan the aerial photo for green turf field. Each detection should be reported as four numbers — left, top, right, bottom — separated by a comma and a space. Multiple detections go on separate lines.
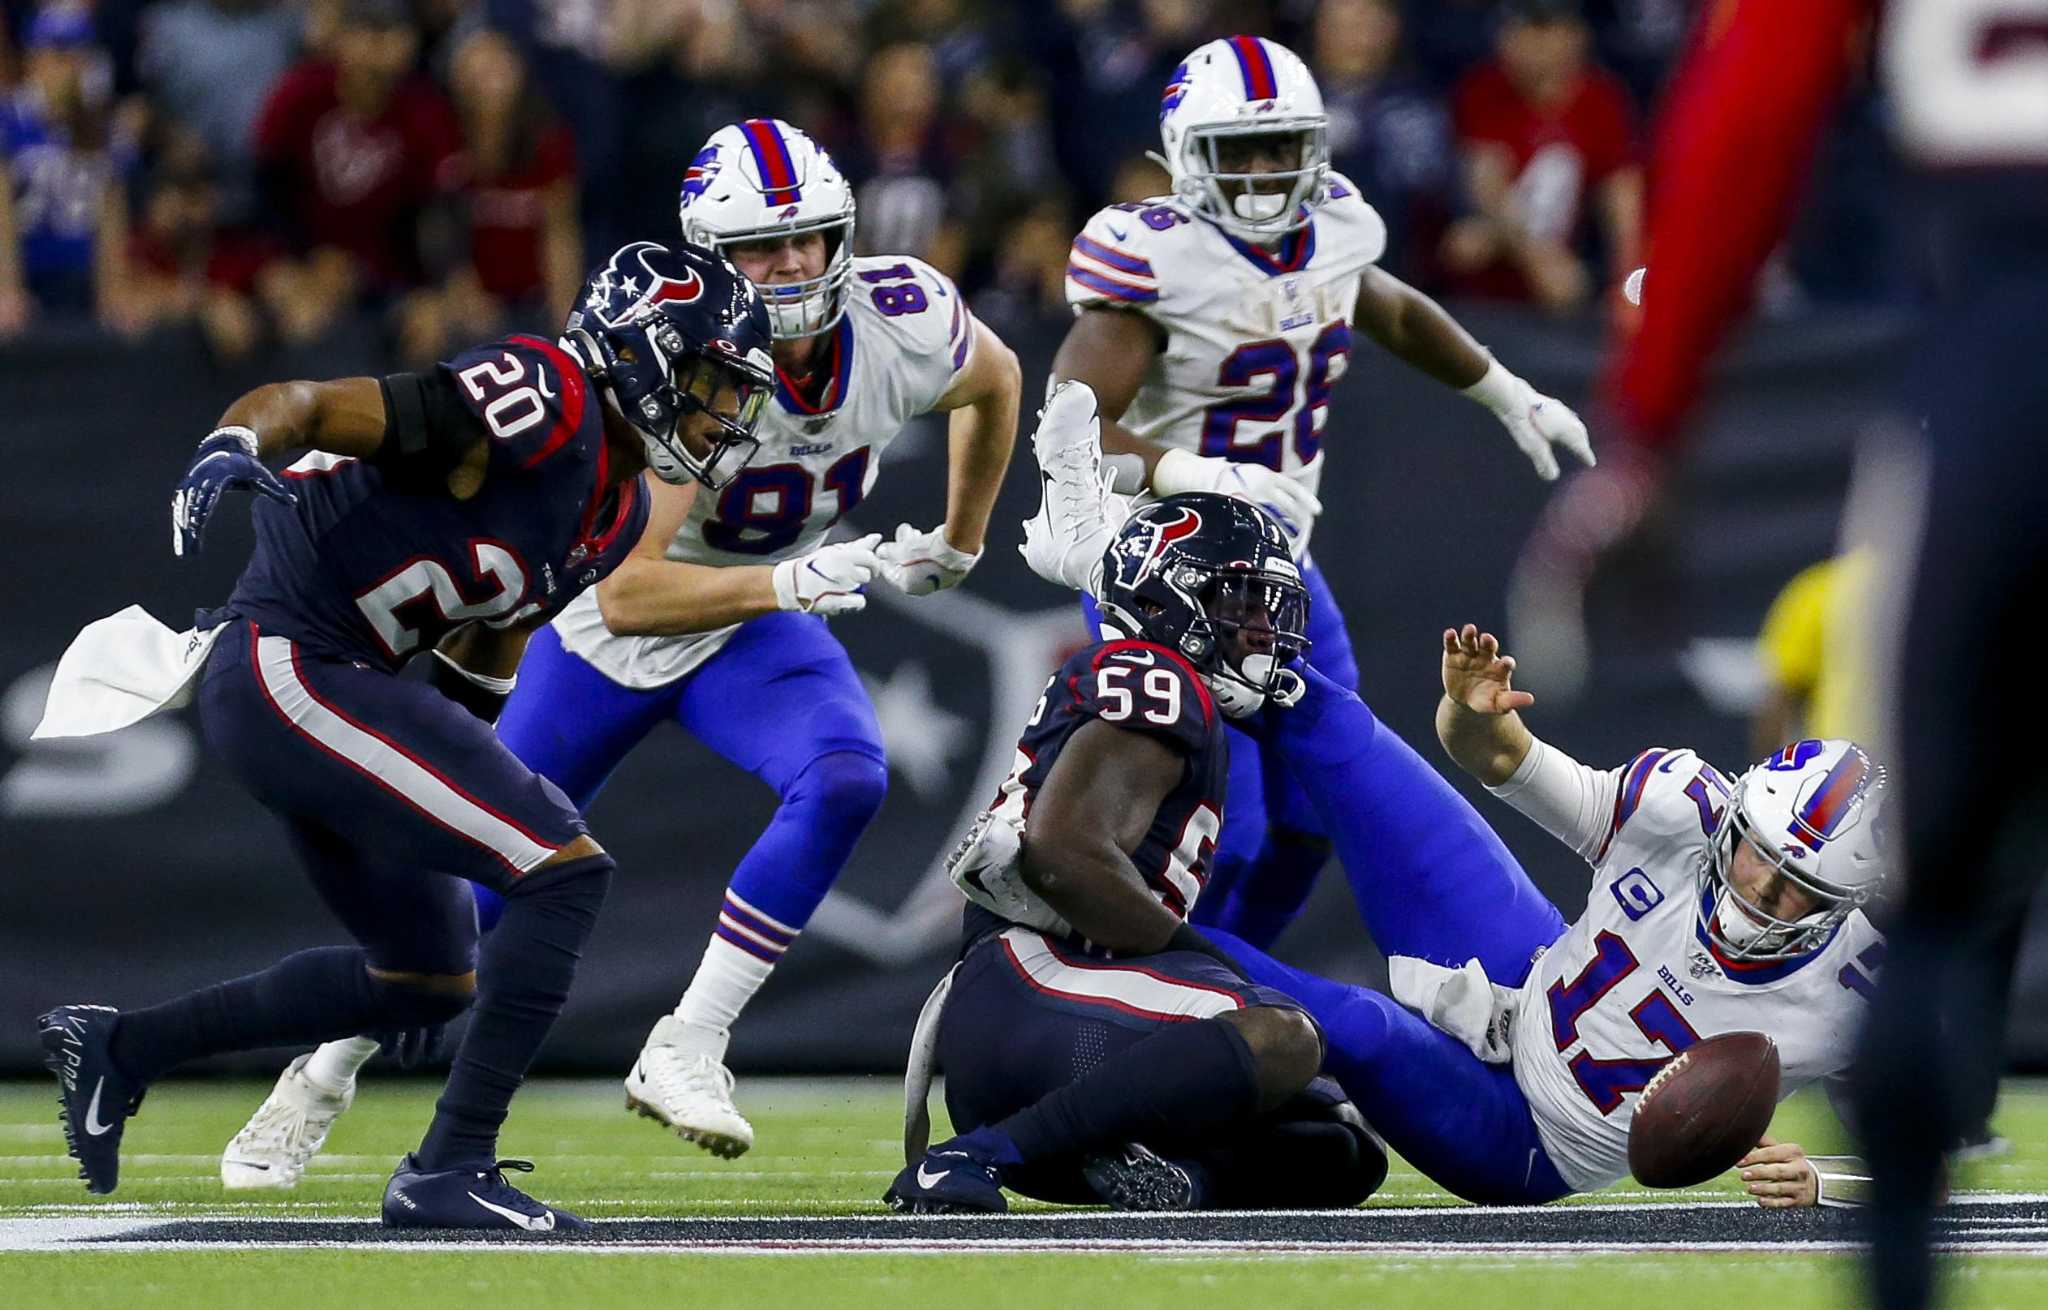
3, 1075, 2044, 1308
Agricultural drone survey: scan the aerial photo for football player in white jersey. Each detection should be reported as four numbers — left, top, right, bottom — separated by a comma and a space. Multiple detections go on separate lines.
219, 118, 1019, 1184
1025, 35, 1596, 953
1164, 623, 1885, 1206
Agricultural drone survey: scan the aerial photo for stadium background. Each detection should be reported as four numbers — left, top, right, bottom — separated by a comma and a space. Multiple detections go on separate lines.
3, 0, 2043, 1074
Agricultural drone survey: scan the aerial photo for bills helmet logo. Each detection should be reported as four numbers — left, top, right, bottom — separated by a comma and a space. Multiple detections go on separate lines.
679, 145, 723, 209
1160, 62, 1192, 121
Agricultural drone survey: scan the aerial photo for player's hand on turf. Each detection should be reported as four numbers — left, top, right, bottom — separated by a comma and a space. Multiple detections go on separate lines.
1738, 1135, 1819, 1208
876, 522, 980, 596
170, 425, 296, 557
773, 533, 884, 616
1442, 624, 1535, 716
1152, 448, 1321, 548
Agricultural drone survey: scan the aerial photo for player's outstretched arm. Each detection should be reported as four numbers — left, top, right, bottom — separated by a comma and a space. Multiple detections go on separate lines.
1435, 624, 1537, 786
878, 315, 1021, 595
1020, 719, 1196, 956
216, 376, 395, 464
1353, 267, 1595, 481
1051, 307, 1320, 532
595, 479, 886, 635
172, 377, 410, 556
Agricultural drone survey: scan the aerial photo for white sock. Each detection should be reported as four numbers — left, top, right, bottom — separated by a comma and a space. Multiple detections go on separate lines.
671, 934, 776, 1038
301, 1035, 380, 1093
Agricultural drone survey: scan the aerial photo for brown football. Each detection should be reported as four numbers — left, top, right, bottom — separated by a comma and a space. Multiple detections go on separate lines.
1628, 1031, 1782, 1188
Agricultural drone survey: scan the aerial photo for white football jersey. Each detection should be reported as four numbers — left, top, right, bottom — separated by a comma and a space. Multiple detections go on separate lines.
552, 255, 973, 688
1063, 173, 1387, 521
1505, 747, 1885, 1193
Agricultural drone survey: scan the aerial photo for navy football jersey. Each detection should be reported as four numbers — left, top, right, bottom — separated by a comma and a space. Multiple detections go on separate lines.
964, 639, 1229, 943
223, 335, 649, 669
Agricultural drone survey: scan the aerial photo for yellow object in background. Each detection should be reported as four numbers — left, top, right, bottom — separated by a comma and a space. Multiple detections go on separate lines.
1754, 550, 1876, 755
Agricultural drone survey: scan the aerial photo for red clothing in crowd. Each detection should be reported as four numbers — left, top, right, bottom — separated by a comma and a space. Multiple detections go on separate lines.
129, 227, 284, 295
254, 60, 462, 290
466, 123, 575, 304
1450, 57, 1636, 302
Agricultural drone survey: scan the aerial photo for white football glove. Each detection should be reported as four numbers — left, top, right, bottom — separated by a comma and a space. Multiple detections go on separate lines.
945, 811, 1072, 938
876, 522, 980, 596
1151, 447, 1321, 545
1462, 357, 1596, 482
771, 533, 883, 616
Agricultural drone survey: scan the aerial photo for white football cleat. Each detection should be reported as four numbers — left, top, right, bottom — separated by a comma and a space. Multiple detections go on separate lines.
624, 1016, 754, 1159
220, 1053, 355, 1190
1021, 380, 1130, 593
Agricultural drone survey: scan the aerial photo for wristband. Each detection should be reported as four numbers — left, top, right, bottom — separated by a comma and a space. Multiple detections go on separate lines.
1807, 1155, 1874, 1208
429, 650, 516, 723
204, 425, 261, 456
1150, 447, 1212, 496
1459, 357, 1519, 413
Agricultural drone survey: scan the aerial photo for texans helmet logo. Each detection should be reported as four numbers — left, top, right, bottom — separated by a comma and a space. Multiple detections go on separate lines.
1118, 505, 1203, 584
643, 268, 704, 309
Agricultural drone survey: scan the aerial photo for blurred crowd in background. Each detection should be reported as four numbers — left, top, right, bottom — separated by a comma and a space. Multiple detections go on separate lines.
1, 0, 1907, 367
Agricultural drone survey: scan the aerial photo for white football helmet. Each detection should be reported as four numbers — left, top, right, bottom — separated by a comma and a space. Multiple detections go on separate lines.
1697, 739, 1889, 963
678, 118, 857, 340
1155, 35, 1330, 241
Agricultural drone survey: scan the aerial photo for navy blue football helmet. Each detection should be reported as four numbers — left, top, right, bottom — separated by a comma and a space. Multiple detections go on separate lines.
1097, 492, 1311, 717
565, 240, 775, 488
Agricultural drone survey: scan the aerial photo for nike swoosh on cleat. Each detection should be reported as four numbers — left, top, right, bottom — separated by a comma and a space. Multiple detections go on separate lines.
468, 1192, 557, 1232
83, 1079, 114, 1137
915, 1163, 952, 1189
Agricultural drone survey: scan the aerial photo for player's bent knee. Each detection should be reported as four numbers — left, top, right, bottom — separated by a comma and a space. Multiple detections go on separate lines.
367, 970, 476, 1027
1223, 1005, 1323, 1100
790, 750, 889, 823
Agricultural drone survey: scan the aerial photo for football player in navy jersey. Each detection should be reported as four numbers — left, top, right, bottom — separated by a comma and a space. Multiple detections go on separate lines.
33, 241, 872, 1231
885, 493, 1384, 1213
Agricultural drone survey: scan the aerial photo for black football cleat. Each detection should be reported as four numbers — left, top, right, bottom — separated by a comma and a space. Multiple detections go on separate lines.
884, 1138, 1008, 1214
38, 1005, 146, 1195
1082, 1142, 1205, 1211
382, 1154, 588, 1232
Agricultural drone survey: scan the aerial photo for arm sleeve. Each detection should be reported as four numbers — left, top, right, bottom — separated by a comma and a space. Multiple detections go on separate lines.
1485, 735, 1621, 864
373, 367, 488, 489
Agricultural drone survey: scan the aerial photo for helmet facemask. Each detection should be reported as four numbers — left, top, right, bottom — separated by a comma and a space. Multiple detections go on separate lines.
1173, 120, 1329, 240
1196, 564, 1312, 716
601, 309, 771, 489
1697, 803, 1862, 963
695, 209, 857, 341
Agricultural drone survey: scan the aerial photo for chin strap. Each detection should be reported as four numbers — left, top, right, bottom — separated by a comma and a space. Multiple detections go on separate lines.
1213, 656, 1307, 718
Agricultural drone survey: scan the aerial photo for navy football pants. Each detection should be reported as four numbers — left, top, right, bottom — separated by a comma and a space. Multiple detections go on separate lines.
198, 620, 587, 977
